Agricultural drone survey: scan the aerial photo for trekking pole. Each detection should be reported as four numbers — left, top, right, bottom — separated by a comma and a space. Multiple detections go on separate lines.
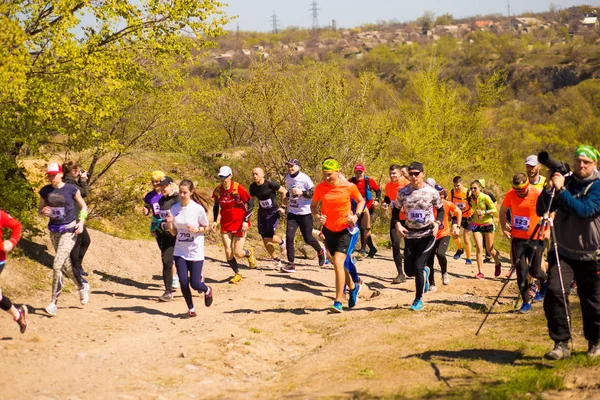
547, 211, 574, 351
475, 265, 516, 336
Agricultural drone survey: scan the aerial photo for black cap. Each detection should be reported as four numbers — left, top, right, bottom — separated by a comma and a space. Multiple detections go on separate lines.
285, 158, 300, 166
408, 162, 424, 173
159, 176, 174, 186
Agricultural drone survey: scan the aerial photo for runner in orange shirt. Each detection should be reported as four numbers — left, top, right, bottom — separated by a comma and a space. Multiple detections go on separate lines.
426, 185, 461, 289
312, 158, 365, 313
500, 173, 547, 314
383, 164, 410, 283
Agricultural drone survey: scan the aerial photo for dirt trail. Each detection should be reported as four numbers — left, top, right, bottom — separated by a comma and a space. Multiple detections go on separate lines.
0, 229, 596, 399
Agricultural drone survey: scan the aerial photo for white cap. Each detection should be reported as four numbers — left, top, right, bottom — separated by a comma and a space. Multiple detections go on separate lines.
217, 166, 232, 178
425, 177, 436, 187
525, 155, 539, 166
46, 162, 62, 175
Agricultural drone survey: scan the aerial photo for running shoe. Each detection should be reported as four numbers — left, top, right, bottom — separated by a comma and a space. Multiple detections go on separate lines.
273, 258, 282, 269
518, 302, 532, 314
204, 286, 213, 307
16, 305, 28, 333
229, 274, 242, 284
494, 262, 502, 277
367, 248, 378, 258
248, 248, 256, 269
330, 301, 343, 313
172, 274, 180, 290
533, 291, 543, 302
158, 291, 173, 302
358, 249, 367, 257
409, 299, 423, 311
279, 239, 286, 253
281, 264, 296, 273
465, 258, 473, 265
476, 272, 485, 279
442, 273, 450, 285
392, 274, 407, 284
423, 267, 430, 293
429, 285, 437, 293
318, 249, 326, 267
45, 302, 57, 317
79, 282, 90, 305
453, 249, 464, 260
188, 309, 197, 318
348, 283, 361, 309
484, 256, 492, 264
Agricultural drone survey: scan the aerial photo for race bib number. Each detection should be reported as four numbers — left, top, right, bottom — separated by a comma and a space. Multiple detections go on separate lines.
513, 216, 530, 231
454, 201, 467, 211
289, 198, 299, 208
159, 210, 171, 220
49, 207, 65, 220
259, 198, 273, 209
407, 209, 427, 222
153, 203, 160, 214
177, 230, 195, 242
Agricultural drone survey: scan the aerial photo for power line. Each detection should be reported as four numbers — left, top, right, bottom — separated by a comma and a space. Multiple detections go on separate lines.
309, 1, 320, 30
270, 10, 280, 34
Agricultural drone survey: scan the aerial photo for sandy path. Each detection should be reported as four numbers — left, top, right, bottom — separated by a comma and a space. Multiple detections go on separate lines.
0, 229, 567, 399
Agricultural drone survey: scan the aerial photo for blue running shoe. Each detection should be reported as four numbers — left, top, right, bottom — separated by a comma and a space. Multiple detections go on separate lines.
465, 258, 473, 265
348, 283, 361, 308
423, 267, 430, 293
453, 249, 464, 260
519, 302, 532, 314
330, 301, 343, 313
410, 299, 424, 311
534, 291, 543, 302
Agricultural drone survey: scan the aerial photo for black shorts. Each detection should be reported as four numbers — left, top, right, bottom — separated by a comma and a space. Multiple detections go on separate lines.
460, 217, 472, 230
322, 226, 352, 254
257, 208, 280, 238
472, 224, 495, 234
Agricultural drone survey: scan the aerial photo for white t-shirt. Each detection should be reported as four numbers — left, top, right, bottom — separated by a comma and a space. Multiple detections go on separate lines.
285, 171, 314, 215
171, 201, 209, 261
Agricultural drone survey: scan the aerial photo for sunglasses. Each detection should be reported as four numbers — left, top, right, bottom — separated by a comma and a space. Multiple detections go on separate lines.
408, 171, 421, 177
470, 187, 479, 190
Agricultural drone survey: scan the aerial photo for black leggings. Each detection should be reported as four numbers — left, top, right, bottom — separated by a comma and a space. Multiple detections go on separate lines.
404, 236, 436, 301
156, 232, 175, 292
426, 236, 450, 286
511, 238, 548, 303
175, 257, 208, 310
70, 226, 91, 283
390, 221, 404, 276
286, 213, 322, 263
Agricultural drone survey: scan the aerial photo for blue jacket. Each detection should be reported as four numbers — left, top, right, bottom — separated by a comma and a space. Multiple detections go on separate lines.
537, 172, 600, 260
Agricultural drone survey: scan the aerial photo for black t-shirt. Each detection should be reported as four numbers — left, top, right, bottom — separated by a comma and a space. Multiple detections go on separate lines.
158, 193, 180, 220
39, 183, 79, 226
249, 179, 280, 210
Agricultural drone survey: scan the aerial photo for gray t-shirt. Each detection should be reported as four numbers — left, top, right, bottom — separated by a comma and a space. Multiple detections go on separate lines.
395, 184, 442, 239
285, 171, 314, 215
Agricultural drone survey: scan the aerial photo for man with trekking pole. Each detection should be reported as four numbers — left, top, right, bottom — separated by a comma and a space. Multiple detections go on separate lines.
536, 145, 600, 360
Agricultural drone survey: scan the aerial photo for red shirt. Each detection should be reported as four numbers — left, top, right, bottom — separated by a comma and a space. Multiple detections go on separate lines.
350, 177, 379, 210
212, 181, 251, 233
0, 210, 22, 264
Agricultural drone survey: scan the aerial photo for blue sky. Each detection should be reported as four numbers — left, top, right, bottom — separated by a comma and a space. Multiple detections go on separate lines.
222, 0, 590, 31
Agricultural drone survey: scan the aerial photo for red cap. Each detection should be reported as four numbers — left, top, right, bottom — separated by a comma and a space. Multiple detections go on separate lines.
354, 164, 365, 172
46, 163, 62, 175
